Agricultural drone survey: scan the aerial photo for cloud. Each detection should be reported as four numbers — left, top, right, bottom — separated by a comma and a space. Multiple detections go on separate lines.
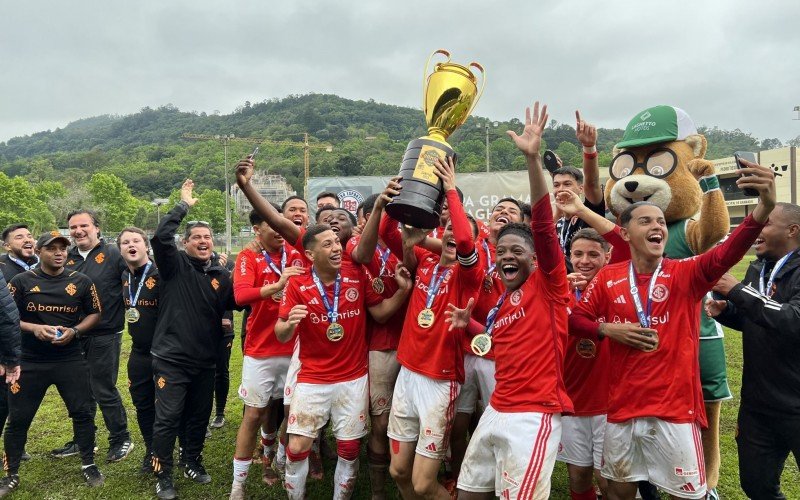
2, 0, 798, 143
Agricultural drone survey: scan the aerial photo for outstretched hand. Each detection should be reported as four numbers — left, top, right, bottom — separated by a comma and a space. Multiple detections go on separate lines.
444, 297, 475, 332
181, 179, 198, 207
235, 158, 255, 186
507, 101, 549, 158
575, 110, 597, 148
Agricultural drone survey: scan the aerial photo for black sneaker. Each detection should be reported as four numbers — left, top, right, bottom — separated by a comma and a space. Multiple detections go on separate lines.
183, 458, 211, 484
82, 464, 105, 487
19, 451, 30, 462
155, 473, 177, 500
51, 441, 80, 458
107, 440, 134, 462
208, 415, 225, 429
140, 452, 154, 475
205, 427, 212, 439
0, 475, 19, 497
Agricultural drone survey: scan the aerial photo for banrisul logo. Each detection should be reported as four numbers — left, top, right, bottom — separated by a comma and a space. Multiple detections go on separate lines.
639, 111, 652, 121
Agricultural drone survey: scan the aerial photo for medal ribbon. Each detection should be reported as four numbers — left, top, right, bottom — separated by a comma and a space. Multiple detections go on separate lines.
484, 291, 508, 337
759, 250, 795, 296
558, 217, 571, 251
482, 240, 496, 275
376, 246, 391, 278
424, 264, 452, 309
8, 254, 38, 272
312, 267, 341, 323
574, 289, 582, 301
628, 260, 662, 328
127, 261, 152, 308
261, 246, 287, 276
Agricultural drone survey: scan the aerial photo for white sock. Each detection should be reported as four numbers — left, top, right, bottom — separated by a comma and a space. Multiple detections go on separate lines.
232, 457, 251, 484
284, 456, 308, 500
333, 456, 359, 500
276, 441, 286, 465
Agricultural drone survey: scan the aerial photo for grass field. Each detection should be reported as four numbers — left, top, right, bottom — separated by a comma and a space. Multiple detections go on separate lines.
5, 259, 800, 499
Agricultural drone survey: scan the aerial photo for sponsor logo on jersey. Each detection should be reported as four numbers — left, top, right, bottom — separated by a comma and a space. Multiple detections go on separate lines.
29, 286, 40, 293
501, 470, 520, 487
423, 428, 443, 438
607, 277, 626, 288
674, 467, 698, 477
679, 483, 696, 493
26, 302, 79, 314
425, 442, 437, 453
309, 308, 361, 324
613, 295, 627, 304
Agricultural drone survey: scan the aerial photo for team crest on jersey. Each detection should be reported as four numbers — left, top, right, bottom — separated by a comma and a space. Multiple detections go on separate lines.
210, 278, 220, 290
157, 377, 166, 389
9, 383, 20, 395
145, 277, 156, 289
288, 414, 297, 425
651, 284, 669, 302
509, 289, 523, 306
337, 189, 364, 215
65, 283, 77, 296
292, 259, 303, 268
94, 253, 105, 264
345, 287, 359, 302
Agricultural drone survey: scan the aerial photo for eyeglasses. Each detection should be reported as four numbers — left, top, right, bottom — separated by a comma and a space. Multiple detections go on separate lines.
610, 148, 678, 181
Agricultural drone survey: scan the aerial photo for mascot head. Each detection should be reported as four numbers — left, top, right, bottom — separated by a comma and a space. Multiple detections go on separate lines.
606, 105, 707, 222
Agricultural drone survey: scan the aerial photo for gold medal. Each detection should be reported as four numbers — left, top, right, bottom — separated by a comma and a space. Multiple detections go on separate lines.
417, 308, 435, 329
576, 339, 597, 358
642, 331, 659, 352
326, 322, 345, 342
483, 275, 493, 292
125, 308, 141, 324
271, 289, 284, 302
372, 277, 385, 294
470, 333, 492, 356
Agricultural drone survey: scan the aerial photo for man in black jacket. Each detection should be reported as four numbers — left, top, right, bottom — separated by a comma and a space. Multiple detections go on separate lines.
707, 201, 800, 500
0, 272, 20, 385
51, 210, 133, 463
149, 180, 237, 500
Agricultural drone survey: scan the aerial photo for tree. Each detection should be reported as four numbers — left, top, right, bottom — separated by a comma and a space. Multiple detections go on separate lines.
86, 173, 141, 233
0, 173, 56, 232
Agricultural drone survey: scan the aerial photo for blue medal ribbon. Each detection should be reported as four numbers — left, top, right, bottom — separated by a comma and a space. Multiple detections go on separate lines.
7, 254, 38, 272
759, 250, 795, 296
425, 264, 451, 309
312, 267, 341, 324
484, 291, 508, 338
482, 240, 496, 275
127, 261, 152, 308
628, 261, 663, 328
376, 246, 391, 277
262, 246, 287, 276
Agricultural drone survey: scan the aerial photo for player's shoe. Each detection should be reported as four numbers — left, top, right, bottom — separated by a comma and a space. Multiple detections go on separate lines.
82, 464, 105, 487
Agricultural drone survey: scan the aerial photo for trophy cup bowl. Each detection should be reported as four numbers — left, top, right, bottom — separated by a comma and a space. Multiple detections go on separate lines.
385, 50, 485, 229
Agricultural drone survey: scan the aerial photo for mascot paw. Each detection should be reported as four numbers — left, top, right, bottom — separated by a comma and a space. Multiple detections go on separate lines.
687, 159, 716, 180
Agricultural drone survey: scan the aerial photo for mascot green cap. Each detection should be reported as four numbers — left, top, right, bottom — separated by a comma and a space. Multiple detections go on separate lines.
616, 105, 698, 149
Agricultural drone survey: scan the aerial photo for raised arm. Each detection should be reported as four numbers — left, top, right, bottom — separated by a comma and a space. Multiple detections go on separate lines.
352, 177, 401, 264
235, 158, 301, 245
433, 156, 477, 266
379, 213, 403, 259
576, 110, 602, 206
151, 179, 195, 280
508, 102, 550, 204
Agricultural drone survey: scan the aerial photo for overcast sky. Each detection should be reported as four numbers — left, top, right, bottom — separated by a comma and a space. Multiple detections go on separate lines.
2, 0, 798, 144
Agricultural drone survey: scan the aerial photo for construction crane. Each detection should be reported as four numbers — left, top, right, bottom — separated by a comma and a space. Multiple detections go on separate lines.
182, 133, 333, 252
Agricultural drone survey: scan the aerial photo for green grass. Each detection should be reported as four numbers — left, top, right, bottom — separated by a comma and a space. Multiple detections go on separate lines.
6, 259, 800, 499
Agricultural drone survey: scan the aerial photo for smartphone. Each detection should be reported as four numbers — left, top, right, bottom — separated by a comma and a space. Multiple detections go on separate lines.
734, 151, 759, 197
543, 150, 560, 173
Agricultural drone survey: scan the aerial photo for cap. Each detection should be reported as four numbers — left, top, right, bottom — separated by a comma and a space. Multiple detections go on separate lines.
616, 105, 697, 149
36, 231, 71, 249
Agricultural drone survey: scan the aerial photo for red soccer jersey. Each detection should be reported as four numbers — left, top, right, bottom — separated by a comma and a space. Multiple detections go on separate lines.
234, 245, 306, 358
489, 196, 573, 414
570, 214, 765, 427
346, 236, 406, 351
279, 261, 383, 384
564, 292, 610, 416
288, 227, 313, 267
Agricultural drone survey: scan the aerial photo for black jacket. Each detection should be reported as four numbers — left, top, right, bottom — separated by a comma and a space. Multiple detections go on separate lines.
150, 202, 236, 368
66, 239, 126, 336
715, 252, 800, 416
0, 272, 20, 366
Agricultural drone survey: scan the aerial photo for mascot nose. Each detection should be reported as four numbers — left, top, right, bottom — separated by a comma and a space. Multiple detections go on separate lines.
624, 181, 639, 192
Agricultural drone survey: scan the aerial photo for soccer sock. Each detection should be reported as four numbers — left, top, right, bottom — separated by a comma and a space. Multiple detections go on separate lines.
276, 440, 287, 466
232, 456, 252, 484
261, 431, 277, 453
333, 456, 359, 500
284, 449, 310, 500
570, 488, 598, 500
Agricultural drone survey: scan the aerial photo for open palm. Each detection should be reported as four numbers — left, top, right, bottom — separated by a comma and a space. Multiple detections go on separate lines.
507, 101, 549, 157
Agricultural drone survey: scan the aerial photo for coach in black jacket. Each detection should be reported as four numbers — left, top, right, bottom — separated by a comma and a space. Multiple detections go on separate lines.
149, 180, 236, 500
708, 202, 800, 500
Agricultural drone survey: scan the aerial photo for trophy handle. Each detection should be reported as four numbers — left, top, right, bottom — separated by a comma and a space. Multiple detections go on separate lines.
467, 62, 486, 116
423, 49, 451, 110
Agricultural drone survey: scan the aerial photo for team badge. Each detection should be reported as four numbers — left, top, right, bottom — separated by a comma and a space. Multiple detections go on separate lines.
157, 376, 166, 389
345, 287, 359, 302
9, 383, 20, 394
145, 277, 157, 289
65, 283, 77, 296
210, 278, 220, 290
651, 284, 669, 302
94, 253, 105, 264
509, 289, 523, 306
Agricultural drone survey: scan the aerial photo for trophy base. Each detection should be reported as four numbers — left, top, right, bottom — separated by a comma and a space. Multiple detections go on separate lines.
386, 138, 454, 229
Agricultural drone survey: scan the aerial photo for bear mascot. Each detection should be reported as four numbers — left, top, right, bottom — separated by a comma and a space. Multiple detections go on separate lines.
606, 105, 730, 497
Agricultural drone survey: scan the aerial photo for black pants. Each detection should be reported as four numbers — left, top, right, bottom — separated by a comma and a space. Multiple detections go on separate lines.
5, 359, 96, 473
78, 332, 130, 446
213, 335, 233, 418
737, 406, 800, 500
128, 349, 155, 453
150, 358, 214, 476
0, 387, 7, 436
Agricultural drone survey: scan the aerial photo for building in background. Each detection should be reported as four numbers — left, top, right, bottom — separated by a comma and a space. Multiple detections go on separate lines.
232, 171, 296, 214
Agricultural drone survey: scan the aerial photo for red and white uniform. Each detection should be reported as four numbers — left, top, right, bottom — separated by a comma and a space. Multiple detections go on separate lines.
234, 245, 305, 407
569, 214, 766, 497
458, 196, 571, 500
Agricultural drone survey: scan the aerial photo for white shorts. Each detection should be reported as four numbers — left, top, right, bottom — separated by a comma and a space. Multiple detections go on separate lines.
283, 341, 300, 406
458, 406, 561, 500
368, 350, 401, 416
238, 355, 290, 408
602, 418, 707, 499
456, 354, 496, 414
387, 367, 460, 460
287, 373, 369, 440
557, 414, 606, 469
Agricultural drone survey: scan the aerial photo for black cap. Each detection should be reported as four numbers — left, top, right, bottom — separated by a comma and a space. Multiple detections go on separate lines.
36, 231, 71, 249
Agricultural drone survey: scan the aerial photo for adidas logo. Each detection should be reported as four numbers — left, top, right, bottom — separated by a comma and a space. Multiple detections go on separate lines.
679, 483, 696, 493
425, 442, 437, 453
613, 295, 627, 304
309, 298, 319, 305
29, 286, 40, 293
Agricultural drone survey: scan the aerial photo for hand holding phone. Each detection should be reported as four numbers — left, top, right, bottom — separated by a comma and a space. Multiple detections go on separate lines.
734, 151, 759, 197
543, 150, 560, 174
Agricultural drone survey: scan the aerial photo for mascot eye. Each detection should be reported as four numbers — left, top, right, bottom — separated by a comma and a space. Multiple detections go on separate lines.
645, 150, 677, 178
610, 153, 636, 180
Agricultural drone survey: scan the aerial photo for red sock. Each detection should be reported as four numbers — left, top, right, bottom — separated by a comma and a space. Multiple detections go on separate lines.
570, 488, 598, 500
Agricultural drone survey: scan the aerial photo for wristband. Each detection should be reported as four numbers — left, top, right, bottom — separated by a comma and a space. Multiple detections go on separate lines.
699, 175, 720, 193
582, 145, 597, 154
583, 151, 598, 160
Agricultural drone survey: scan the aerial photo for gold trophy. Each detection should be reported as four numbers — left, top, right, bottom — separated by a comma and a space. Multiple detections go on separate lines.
385, 50, 485, 228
